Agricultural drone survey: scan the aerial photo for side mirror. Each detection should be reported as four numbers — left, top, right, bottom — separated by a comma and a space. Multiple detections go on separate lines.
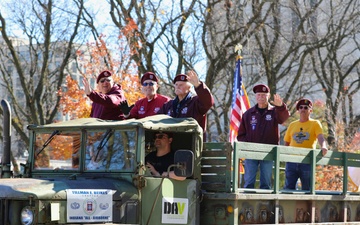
174, 150, 194, 177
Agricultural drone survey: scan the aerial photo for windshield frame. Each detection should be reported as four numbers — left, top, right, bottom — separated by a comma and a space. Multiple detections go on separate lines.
29, 127, 138, 174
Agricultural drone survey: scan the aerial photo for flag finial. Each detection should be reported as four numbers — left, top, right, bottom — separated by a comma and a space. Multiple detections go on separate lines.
235, 44, 243, 56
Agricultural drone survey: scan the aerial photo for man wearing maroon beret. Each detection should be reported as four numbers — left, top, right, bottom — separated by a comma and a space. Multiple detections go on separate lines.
83, 70, 126, 120
158, 70, 214, 138
119, 72, 171, 119
237, 84, 290, 189
283, 98, 328, 190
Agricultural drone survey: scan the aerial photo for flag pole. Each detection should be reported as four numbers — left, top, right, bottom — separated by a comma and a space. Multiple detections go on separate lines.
231, 43, 247, 188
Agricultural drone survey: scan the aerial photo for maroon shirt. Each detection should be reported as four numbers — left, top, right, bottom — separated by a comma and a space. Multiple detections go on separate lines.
158, 82, 214, 133
128, 94, 171, 119
88, 84, 126, 120
237, 103, 290, 144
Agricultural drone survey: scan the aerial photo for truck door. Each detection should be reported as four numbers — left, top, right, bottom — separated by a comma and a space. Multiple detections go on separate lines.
141, 178, 199, 225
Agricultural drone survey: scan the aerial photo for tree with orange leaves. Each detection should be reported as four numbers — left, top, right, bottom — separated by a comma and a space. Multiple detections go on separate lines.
301, 101, 359, 192
55, 21, 143, 164
58, 76, 91, 119
58, 35, 143, 119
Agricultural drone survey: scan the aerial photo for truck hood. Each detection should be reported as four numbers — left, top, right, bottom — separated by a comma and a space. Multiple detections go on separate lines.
0, 177, 137, 201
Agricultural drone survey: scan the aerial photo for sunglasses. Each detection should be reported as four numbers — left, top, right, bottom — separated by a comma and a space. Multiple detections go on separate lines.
100, 78, 112, 83
299, 106, 309, 110
155, 134, 168, 139
142, 82, 155, 87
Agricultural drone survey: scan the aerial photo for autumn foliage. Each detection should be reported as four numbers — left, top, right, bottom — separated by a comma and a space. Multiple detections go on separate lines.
310, 101, 360, 192
58, 33, 143, 119
54, 26, 144, 163
58, 76, 91, 119
320, 112, 360, 191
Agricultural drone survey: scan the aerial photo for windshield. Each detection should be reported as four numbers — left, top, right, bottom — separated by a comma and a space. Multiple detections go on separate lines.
85, 130, 136, 171
32, 129, 137, 172
33, 131, 81, 170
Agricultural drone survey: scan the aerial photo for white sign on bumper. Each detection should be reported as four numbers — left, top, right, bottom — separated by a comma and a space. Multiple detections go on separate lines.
66, 189, 113, 223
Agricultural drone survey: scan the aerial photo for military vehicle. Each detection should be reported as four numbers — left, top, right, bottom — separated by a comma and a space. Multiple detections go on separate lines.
1, 99, 360, 224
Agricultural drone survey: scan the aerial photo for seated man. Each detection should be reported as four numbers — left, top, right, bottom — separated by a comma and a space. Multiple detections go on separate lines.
145, 132, 185, 181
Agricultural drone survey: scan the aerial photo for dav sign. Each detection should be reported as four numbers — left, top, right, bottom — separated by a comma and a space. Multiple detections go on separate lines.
162, 197, 188, 224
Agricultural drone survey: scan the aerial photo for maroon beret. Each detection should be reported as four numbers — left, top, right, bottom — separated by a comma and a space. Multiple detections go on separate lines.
253, 84, 270, 93
173, 74, 189, 84
96, 70, 112, 83
141, 72, 158, 84
296, 98, 313, 110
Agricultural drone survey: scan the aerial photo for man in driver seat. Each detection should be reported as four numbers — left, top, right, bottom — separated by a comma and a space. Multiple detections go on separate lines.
145, 132, 185, 181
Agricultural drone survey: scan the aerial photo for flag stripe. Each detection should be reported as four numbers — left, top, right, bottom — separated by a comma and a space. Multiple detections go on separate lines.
229, 56, 250, 144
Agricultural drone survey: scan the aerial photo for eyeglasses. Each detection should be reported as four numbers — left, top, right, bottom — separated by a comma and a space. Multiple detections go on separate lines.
142, 82, 155, 87
100, 78, 112, 83
299, 106, 309, 110
155, 134, 168, 139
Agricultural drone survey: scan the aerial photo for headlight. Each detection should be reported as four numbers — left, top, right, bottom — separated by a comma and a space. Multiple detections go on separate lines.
21, 206, 34, 225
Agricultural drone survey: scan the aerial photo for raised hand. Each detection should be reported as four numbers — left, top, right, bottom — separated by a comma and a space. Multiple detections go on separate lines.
118, 100, 134, 115
270, 94, 283, 107
82, 77, 91, 95
186, 70, 201, 88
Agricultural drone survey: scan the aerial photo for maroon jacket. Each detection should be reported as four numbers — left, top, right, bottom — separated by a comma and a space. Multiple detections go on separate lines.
237, 103, 290, 144
158, 82, 214, 133
128, 94, 171, 119
88, 84, 126, 120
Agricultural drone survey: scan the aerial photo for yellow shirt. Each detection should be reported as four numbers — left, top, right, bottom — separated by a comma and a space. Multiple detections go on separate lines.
284, 119, 323, 149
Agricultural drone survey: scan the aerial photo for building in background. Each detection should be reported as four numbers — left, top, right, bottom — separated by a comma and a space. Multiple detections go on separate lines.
0, 36, 93, 157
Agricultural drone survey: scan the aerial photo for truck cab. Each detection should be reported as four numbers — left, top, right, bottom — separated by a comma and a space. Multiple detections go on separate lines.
0, 114, 203, 225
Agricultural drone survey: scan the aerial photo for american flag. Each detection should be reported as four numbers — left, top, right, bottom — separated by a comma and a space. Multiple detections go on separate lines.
229, 55, 250, 144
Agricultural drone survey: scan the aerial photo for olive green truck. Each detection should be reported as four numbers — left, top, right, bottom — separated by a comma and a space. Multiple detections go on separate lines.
1, 99, 360, 225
